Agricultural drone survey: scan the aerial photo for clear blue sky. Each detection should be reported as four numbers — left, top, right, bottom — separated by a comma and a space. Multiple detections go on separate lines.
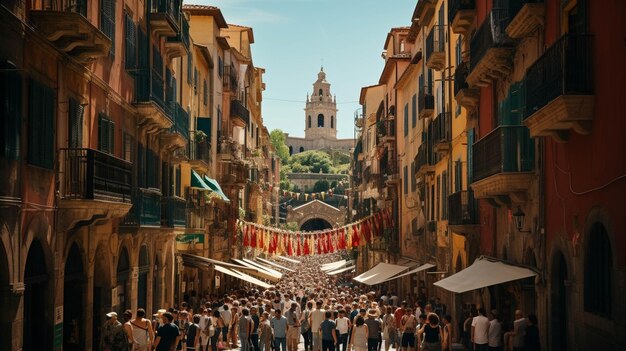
193, 0, 415, 139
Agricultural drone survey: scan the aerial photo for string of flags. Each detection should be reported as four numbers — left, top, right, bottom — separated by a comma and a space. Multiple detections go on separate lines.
236, 208, 394, 256
280, 187, 348, 202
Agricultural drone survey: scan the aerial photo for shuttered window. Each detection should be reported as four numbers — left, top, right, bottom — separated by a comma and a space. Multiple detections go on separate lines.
68, 98, 83, 148
193, 68, 198, 94
28, 78, 55, 169
187, 55, 193, 83
137, 142, 145, 187
100, 0, 116, 56
124, 12, 136, 70
203, 79, 208, 105
98, 113, 115, 154
403, 103, 409, 137
1, 64, 21, 159
411, 94, 417, 128
403, 165, 408, 195
123, 133, 132, 162
175, 166, 181, 196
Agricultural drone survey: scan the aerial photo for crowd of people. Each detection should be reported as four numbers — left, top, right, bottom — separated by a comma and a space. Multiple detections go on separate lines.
98, 254, 540, 351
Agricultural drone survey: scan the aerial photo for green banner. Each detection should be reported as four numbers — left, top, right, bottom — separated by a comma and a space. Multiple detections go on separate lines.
176, 234, 205, 244
54, 323, 63, 348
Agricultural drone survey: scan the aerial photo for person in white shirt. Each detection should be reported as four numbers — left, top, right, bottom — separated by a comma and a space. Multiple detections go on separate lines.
310, 301, 326, 351
488, 310, 502, 351
219, 304, 232, 344
335, 309, 351, 351
471, 308, 490, 351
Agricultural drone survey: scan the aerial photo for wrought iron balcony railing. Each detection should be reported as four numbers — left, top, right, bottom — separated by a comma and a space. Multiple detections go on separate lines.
471, 126, 535, 182
123, 188, 162, 226
162, 196, 187, 227
469, 8, 512, 72
448, 190, 478, 226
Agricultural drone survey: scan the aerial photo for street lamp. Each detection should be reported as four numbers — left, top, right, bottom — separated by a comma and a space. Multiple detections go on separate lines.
513, 206, 531, 233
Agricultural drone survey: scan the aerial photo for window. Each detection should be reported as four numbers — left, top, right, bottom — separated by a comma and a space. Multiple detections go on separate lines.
442, 171, 448, 220
98, 113, 115, 155
289, 146, 293, 155
330, 116, 334, 129
218, 56, 223, 78
584, 222, 612, 318
403, 103, 409, 137
124, 12, 136, 70
100, 0, 116, 56
137, 143, 144, 187
319, 89, 323, 96
175, 166, 181, 196
193, 68, 198, 94
317, 114, 324, 127
454, 160, 462, 192
411, 161, 416, 192
1, 63, 21, 159
299, 146, 304, 153
28, 78, 55, 169
308, 115, 311, 128
203, 79, 208, 105
411, 94, 417, 128
436, 175, 440, 219
68, 98, 84, 148
123, 133, 132, 162
187, 55, 193, 83
403, 166, 408, 194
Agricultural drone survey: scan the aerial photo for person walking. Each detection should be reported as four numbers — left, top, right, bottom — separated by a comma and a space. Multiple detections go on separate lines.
186, 314, 202, 351
381, 306, 395, 351
417, 313, 443, 351
441, 315, 454, 351
271, 309, 288, 351
238, 308, 253, 351
400, 308, 417, 351
509, 310, 526, 351
131, 308, 155, 351
211, 310, 225, 351
251, 306, 261, 351
285, 302, 301, 351
320, 311, 338, 351
487, 310, 502, 351
100, 312, 129, 351
364, 309, 382, 351
259, 312, 273, 351
471, 308, 490, 351
301, 302, 313, 351
523, 315, 539, 351
220, 304, 232, 347
349, 316, 369, 351
153, 312, 181, 351
335, 309, 351, 351
311, 301, 326, 351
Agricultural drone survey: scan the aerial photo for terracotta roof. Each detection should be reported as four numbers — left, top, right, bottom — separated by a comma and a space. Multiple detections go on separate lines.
359, 84, 384, 105
183, 4, 228, 28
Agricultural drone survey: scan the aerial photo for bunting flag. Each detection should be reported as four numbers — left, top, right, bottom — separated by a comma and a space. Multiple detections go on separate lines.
235, 209, 391, 257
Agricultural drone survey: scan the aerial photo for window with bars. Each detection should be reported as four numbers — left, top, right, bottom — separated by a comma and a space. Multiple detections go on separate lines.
436, 175, 441, 220
98, 114, 115, 155
124, 12, 136, 70
100, 0, 116, 56
1, 63, 21, 159
68, 98, 83, 148
28, 78, 55, 169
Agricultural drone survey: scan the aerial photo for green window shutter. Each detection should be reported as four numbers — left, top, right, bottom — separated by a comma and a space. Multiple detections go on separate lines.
403, 103, 409, 137
176, 166, 181, 196
28, 79, 55, 169
68, 98, 83, 148
411, 94, 417, 128
100, 0, 116, 56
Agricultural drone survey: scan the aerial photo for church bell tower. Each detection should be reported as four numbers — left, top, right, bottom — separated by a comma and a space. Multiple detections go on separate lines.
304, 67, 338, 140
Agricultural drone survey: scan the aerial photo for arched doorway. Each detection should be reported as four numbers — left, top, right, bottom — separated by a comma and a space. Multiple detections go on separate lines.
23, 239, 51, 351
300, 218, 333, 231
92, 244, 111, 350
116, 247, 131, 314
153, 255, 161, 314
551, 251, 568, 351
63, 243, 84, 351
137, 246, 149, 310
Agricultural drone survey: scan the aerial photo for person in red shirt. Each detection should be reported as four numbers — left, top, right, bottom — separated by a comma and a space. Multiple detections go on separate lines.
392, 301, 407, 349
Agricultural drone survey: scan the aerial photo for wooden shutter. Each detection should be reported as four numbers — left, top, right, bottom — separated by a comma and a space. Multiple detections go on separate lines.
100, 0, 116, 55
124, 12, 136, 70
68, 98, 83, 148
28, 79, 55, 169
411, 94, 417, 128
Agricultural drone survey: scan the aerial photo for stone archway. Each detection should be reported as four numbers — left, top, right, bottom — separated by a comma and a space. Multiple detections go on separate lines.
63, 242, 84, 351
300, 218, 333, 231
286, 200, 347, 230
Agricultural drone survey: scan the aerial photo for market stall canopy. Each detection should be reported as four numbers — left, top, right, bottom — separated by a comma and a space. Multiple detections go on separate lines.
353, 262, 410, 285
191, 170, 211, 190
320, 259, 349, 271
255, 257, 296, 272
231, 258, 282, 281
203, 175, 230, 202
242, 258, 284, 278
379, 263, 435, 283
433, 256, 537, 293
326, 265, 355, 275
213, 265, 273, 289
179, 253, 258, 274
276, 255, 301, 264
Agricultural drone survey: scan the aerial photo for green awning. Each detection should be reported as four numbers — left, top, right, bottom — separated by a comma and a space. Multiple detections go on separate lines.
204, 175, 230, 202
191, 170, 211, 190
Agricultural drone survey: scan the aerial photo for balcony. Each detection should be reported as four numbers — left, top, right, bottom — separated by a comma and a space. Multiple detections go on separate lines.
57, 148, 132, 229
123, 188, 162, 227
188, 131, 212, 174
161, 196, 187, 227
164, 14, 189, 60
467, 9, 514, 87
230, 99, 250, 127
454, 61, 479, 110
524, 34, 594, 142
150, 0, 181, 38
418, 90, 435, 119
415, 144, 435, 177
162, 102, 189, 149
223, 66, 239, 93
221, 161, 248, 188
29, 10, 111, 62
449, 0, 476, 35
382, 155, 399, 185
431, 112, 451, 155
218, 138, 242, 161
471, 126, 535, 204
426, 25, 446, 71
134, 69, 173, 132
448, 190, 479, 233
506, 1, 545, 39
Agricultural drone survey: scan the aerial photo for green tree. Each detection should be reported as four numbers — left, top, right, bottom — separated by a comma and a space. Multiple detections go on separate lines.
270, 129, 290, 164
312, 179, 330, 193
289, 150, 332, 173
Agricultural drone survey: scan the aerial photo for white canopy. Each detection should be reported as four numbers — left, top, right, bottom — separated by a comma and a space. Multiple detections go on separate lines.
326, 265, 356, 275
433, 256, 537, 293
214, 265, 273, 289
241, 258, 284, 278
380, 263, 435, 283
320, 259, 348, 271
353, 263, 410, 285
231, 259, 282, 282
276, 255, 301, 264
255, 257, 296, 272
